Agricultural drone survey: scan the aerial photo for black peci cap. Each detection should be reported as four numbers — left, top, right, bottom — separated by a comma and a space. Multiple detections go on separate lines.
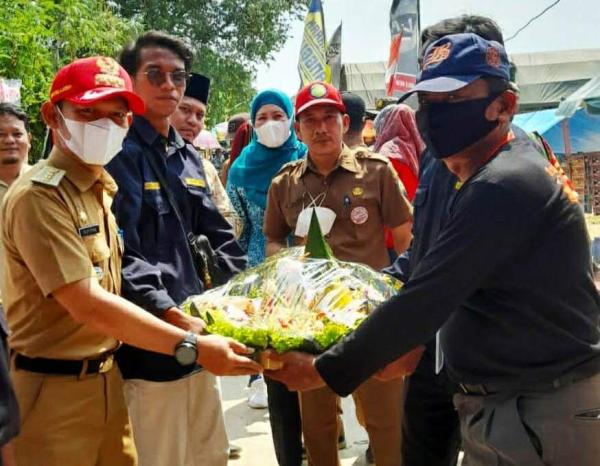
185, 73, 210, 104
341, 92, 365, 120
341, 92, 366, 132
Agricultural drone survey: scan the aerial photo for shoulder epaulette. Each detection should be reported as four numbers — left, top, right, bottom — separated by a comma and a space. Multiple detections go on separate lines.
355, 150, 388, 163
281, 159, 304, 170
31, 166, 66, 187
276, 159, 305, 175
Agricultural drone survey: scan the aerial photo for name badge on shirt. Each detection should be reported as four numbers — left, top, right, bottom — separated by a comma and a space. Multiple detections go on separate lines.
79, 224, 100, 237
144, 181, 161, 191
185, 177, 206, 188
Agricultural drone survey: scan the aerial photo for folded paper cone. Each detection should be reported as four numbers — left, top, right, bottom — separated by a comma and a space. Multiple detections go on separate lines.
258, 352, 284, 370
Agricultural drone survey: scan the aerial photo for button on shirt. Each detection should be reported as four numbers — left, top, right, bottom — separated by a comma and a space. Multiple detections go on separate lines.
2, 149, 120, 359
264, 145, 412, 270
107, 116, 247, 381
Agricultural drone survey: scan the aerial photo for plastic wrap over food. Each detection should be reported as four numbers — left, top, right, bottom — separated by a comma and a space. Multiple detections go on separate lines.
182, 246, 401, 353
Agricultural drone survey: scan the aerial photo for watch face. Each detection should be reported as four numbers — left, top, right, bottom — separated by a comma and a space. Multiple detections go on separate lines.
175, 344, 197, 366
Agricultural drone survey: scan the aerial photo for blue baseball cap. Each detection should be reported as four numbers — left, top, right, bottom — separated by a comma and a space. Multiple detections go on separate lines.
399, 33, 510, 101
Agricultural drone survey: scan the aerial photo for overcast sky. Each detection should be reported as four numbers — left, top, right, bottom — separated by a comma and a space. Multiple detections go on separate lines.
254, 0, 600, 95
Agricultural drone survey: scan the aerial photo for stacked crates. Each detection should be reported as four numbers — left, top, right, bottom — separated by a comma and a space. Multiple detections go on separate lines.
568, 155, 587, 204
587, 153, 600, 214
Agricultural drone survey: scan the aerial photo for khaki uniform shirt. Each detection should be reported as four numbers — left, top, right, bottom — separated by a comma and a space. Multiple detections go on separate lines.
264, 145, 412, 270
201, 158, 244, 238
2, 148, 121, 359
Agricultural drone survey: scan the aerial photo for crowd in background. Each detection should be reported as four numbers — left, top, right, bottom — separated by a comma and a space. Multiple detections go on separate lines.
0, 11, 598, 466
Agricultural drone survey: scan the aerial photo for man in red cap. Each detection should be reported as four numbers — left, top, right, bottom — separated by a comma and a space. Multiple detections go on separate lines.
2, 56, 260, 466
263, 81, 414, 466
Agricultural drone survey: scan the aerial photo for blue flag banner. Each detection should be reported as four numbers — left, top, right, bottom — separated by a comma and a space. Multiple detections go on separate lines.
298, 0, 327, 86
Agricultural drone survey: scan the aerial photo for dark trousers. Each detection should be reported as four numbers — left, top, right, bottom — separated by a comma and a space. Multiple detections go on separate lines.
265, 377, 303, 466
455, 371, 600, 465
0, 308, 20, 460
402, 341, 460, 466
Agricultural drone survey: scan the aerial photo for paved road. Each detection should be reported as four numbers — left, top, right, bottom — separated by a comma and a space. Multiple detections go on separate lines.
221, 376, 371, 466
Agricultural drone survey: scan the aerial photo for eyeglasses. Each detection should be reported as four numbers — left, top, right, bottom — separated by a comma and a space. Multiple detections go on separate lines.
143, 69, 189, 88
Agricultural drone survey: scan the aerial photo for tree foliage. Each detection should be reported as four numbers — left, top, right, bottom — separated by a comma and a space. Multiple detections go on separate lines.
112, 0, 306, 125
0, 0, 305, 157
0, 0, 140, 160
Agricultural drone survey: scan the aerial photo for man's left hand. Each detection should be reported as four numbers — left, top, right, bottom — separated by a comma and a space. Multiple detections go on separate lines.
163, 307, 206, 334
262, 350, 326, 391
374, 345, 425, 382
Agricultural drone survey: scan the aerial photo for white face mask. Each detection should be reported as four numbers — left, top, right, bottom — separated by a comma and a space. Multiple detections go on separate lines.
295, 206, 337, 237
295, 191, 337, 237
57, 107, 127, 165
255, 119, 291, 148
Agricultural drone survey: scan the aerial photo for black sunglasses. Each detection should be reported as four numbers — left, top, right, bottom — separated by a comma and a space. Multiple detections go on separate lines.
143, 69, 189, 88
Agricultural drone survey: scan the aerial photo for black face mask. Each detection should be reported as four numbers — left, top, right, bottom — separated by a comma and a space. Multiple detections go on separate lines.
416, 93, 500, 159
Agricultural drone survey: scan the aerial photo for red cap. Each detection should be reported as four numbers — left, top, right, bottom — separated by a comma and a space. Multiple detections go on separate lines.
295, 82, 346, 117
50, 56, 145, 115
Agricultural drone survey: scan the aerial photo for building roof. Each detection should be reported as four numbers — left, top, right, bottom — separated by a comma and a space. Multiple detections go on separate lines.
341, 48, 600, 113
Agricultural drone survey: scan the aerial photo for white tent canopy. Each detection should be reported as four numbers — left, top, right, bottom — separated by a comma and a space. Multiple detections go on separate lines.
513, 48, 600, 112
557, 77, 600, 118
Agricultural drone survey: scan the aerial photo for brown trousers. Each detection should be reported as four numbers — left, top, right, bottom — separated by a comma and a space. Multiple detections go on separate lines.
11, 364, 137, 466
300, 377, 405, 466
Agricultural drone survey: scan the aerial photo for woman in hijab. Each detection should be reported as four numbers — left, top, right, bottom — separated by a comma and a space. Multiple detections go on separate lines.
226, 90, 307, 432
227, 89, 307, 268
373, 104, 424, 260
373, 104, 425, 201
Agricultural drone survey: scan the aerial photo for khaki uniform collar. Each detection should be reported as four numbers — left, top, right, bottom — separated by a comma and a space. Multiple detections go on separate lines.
301, 144, 359, 177
47, 147, 115, 194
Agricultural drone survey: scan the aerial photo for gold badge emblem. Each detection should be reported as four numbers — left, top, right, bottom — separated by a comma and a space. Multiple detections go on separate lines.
310, 83, 327, 98
423, 43, 452, 69
352, 186, 364, 197
95, 57, 125, 88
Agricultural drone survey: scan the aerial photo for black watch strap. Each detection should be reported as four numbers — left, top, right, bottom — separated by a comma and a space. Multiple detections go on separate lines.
174, 331, 198, 366
180, 331, 198, 347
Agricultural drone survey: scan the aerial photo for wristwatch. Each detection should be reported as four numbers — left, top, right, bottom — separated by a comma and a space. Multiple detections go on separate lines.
174, 332, 198, 366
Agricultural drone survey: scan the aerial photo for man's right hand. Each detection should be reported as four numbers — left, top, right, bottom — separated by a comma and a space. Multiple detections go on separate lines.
197, 334, 262, 376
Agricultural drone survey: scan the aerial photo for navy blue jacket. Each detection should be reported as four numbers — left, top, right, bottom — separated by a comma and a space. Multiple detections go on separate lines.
0, 330, 19, 448
382, 143, 457, 367
384, 150, 456, 283
107, 117, 247, 381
